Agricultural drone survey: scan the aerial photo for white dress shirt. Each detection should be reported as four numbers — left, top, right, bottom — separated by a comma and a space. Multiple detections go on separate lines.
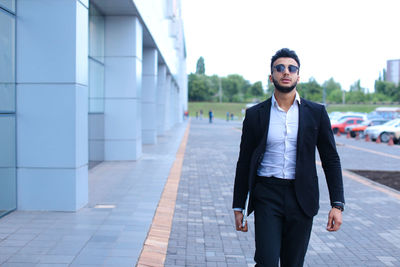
257, 92, 300, 179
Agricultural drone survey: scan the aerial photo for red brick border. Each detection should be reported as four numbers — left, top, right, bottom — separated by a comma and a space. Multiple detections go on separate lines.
137, 122, 190, 267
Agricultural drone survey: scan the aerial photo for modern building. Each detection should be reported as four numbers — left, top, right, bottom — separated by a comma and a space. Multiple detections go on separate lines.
0, 0, 187, 218
386, 59, 400, 86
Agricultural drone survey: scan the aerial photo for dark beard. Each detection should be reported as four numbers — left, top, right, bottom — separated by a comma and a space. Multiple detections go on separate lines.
272, 77, 297, 93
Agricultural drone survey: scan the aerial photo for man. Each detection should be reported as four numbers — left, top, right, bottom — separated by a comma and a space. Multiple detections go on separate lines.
232, 48, 344, 267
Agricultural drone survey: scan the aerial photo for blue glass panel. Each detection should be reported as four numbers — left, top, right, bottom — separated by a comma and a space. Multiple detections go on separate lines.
0, 115, 16, 217
0, 9, 15, 113
89, 59, 105, 113
0, 0, 15, 13
89, 4, 104, 63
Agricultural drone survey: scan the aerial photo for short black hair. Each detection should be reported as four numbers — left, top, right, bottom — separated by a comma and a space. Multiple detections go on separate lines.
270, 48, 300, 73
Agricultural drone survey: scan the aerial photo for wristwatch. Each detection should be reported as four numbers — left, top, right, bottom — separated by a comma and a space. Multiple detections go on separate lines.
332, 202, 344, 212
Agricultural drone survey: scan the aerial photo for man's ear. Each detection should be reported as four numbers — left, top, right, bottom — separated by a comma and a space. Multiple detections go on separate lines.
269, 75, 273, 82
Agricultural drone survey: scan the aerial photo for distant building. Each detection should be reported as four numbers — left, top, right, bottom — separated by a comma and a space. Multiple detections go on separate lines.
0, 0, 187, 217
386, 59, 400, 85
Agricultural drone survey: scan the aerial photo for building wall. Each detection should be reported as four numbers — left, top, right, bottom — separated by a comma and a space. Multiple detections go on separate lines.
0, 0, 187, 214
0, 0, 16, 217
386, 59, 400, 86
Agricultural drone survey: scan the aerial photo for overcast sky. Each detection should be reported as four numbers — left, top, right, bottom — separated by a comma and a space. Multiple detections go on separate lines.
181, 0, 400, 92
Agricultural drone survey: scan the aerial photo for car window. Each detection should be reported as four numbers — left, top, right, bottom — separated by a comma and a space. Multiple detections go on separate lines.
347, 120, 354, 124
374, 120, 387, 125
383, 120, 399, 126
356, 120, 363, 123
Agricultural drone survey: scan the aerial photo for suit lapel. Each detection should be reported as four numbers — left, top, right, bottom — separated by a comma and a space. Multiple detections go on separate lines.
296, 98, 306, 162
258, 98, 271, 145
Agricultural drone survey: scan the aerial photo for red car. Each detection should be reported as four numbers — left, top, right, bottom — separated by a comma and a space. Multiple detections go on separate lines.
331, 117, 364, 134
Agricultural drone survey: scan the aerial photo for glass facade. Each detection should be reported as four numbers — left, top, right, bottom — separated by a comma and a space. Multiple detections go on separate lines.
0, 0, 15, 12
89, 4, 105, 113
0, 3, 16, 218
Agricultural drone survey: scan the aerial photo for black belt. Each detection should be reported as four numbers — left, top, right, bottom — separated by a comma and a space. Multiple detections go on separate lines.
256, 175, 295, 186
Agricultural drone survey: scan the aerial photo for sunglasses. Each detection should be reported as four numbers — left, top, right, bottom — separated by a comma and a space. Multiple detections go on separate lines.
273, 64, 299, 73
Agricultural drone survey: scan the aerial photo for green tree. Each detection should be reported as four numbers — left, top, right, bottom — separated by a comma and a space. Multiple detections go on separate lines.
249, 81, 264, 97
349, 80, 364, 93
375, 80, 397, 98
196, 56, 205, 75
297, 77, 323, 102
188, 74, 213, 101
323, 78, 342, 96
346, 91, 366, 103
221, 74, 250, 102
266, 79, 274, 96
327, 89, 343, 103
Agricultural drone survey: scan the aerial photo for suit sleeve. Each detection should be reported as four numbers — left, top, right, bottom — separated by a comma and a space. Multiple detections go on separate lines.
316, 106, 345, 206
232, 109, 258, 209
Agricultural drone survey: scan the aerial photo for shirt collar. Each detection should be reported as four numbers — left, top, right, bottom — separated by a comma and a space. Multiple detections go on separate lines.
272, 91, 301, 108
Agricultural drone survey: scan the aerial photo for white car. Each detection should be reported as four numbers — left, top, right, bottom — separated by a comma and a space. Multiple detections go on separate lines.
364, 119, 400, 143
330, 112, 367, 125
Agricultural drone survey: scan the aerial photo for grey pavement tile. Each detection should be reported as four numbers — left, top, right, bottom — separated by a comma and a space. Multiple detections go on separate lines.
36, 264, 69, 267
17, 246, 50, 255
108, 248, 137, 257
0, 239, 30, 247
103, 256, 136, 266
70, 254, 106, 265
38, 254, 74, 264
6, 253, 41, 264
0, 246, 20, 255
1, 264, 39, 267
164, 120, 400, 266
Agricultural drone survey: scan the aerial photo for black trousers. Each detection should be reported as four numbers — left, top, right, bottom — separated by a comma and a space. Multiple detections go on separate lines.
253, 177, 313, 267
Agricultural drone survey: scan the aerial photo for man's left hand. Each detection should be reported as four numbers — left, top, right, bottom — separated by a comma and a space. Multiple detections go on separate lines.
326, 208, 342, 232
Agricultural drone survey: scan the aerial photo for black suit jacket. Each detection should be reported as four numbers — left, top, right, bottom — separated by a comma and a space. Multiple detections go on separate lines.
233, 97, 345, 217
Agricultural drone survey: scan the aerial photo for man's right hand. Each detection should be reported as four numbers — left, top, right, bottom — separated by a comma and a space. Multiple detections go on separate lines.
234, 211, 248, 232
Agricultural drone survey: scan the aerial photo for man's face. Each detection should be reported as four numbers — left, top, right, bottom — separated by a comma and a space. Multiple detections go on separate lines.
270, 57, 300, 94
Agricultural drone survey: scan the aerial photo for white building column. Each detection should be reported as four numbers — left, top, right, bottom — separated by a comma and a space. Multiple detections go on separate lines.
142, 48, 158, 144
104, 16, 143, 160
16, 0, 89, 211
157, 64, 167, 135
164, 74, 172, 130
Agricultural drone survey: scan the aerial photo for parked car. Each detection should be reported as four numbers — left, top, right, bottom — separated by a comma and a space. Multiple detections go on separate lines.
330, 112, 367, 125
364, 119, 400, 143
345, 119, 389, 138
331, 117, 364, 134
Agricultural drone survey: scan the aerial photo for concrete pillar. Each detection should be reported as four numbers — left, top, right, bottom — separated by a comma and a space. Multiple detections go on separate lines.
157, 64, 167, 135
16, 0, 89, 211
104, 16, 143, 160
142, 48, 158, 144
164, 74, 172, 130
172, 84, 178, 125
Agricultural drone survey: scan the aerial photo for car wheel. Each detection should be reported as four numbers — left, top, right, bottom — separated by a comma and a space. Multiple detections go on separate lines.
350, 131, 356, 138
333, 128, 338, 134
380, 132, 391, 143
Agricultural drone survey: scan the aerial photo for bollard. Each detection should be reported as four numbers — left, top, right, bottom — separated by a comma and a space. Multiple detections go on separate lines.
376, 136, 381, 144
336, 130, 341, 137
388, 136, 394, 146
346, 131, 350, 138
365, 134, 370, 142
355, 131, 360, 140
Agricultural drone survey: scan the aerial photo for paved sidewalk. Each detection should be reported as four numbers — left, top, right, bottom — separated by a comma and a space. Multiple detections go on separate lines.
165, 119, 400, 267
1, 118, 400, 267
0, 122, 188, 266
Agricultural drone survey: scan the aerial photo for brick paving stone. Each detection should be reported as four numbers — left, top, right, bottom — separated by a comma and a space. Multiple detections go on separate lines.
165, 119, 400, 267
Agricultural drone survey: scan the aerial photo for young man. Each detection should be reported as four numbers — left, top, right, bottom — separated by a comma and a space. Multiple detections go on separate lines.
232, 48, 345, 266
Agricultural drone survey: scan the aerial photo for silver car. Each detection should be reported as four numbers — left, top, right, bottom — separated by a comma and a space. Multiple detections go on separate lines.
364, 119, 400, 142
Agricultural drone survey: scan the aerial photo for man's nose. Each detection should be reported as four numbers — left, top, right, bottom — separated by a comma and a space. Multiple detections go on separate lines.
283, 66, 290, 74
